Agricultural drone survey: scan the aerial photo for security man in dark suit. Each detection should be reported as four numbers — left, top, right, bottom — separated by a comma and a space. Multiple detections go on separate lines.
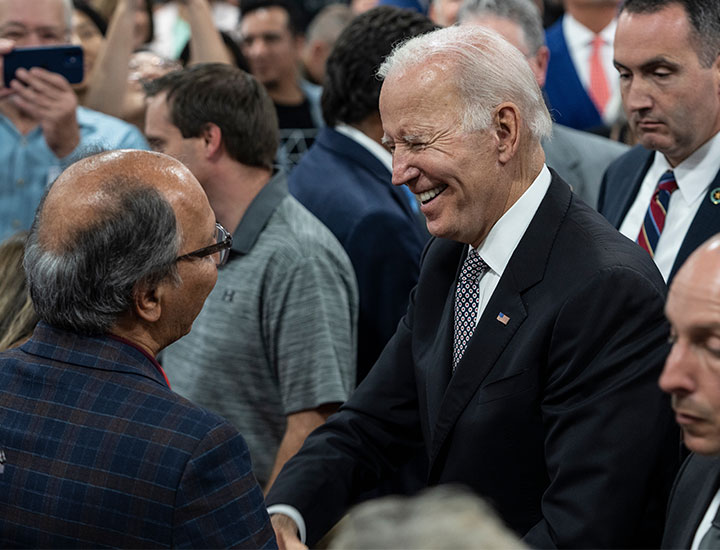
265, 25, 679, 549
598, 0, 720, 283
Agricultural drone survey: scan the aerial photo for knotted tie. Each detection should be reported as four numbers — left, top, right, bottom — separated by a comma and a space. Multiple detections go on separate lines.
588, 35, 610, 115
637, 170, 678, 257
452, 248, 489, 372
699, 502, 720, 549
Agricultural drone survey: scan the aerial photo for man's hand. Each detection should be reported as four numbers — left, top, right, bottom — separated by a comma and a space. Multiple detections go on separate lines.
9, 66, 80, 158
0, 38, 14, 100
271, 514, 308, 550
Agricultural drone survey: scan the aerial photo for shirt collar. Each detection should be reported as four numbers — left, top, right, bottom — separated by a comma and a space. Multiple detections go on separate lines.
652, 130, 720, 205
334, 123, 393, 173
230, 170, 288, 255
563, 13, 616, 49
475, 165, 552, 278
107, 333, 171, 388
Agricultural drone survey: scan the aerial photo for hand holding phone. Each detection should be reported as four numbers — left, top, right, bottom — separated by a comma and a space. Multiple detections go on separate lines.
3, 45, 83, 88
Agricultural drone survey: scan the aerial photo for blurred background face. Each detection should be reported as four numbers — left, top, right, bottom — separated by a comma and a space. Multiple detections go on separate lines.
240, 6, 300, 89
132, 0, 151, 48
71, 9, 104, 87
0, 0, 69, 46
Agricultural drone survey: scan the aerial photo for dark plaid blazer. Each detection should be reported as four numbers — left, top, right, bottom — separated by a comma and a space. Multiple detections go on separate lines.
0, 322, 277, 549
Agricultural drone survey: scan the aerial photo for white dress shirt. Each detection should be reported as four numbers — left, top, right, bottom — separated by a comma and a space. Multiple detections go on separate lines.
691, 488, 720, 550
334, 123, 392, 172
618, 131, 720, 281
473, 165, 552, 323
563, 14, 621, 125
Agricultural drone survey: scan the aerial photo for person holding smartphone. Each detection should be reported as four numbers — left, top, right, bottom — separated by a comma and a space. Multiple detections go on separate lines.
0, 0, 148, 243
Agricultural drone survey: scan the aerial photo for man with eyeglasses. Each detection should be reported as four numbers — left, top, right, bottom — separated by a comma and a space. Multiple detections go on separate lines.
0, 0, 148, 243
145, 63, 358, 492
0, 149, 276, 548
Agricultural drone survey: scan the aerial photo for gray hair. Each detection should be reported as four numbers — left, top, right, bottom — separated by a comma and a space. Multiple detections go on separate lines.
378, 25, 552, 140
458, 0, 545, 56
24, 179, 181, 335
620, 0, 720, 68
330, 485, 527, 550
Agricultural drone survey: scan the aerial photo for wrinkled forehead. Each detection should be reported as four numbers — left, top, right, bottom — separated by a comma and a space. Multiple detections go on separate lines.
0, 0, 68, 30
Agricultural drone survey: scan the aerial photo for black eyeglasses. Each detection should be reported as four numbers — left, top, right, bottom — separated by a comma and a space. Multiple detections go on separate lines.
176, 223, 233, 266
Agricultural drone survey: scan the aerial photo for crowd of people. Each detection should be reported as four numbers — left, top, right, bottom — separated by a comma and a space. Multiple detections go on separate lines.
1, 0, 720, 548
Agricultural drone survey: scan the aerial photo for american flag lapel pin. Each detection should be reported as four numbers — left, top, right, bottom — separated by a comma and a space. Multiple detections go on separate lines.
496, 312, 510, 325
0, 449, 6, 474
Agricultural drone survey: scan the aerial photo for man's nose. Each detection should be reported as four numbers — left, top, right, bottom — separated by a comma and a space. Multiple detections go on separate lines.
391, 150, 420, 188
658, 338, 696, 397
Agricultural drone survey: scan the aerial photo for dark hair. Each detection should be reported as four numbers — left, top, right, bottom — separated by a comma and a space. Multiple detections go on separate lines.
72, 0, 108, 35
140, 0, 155, 45
144, 63, 279, 170
239, 0, 308, 35
24, 180, 180, 335
322, 6, 437, 126
620, 0, 720, 67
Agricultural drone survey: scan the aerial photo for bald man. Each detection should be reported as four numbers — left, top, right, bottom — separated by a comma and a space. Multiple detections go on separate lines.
0, 150, 277, 549
660, 235, 720, 548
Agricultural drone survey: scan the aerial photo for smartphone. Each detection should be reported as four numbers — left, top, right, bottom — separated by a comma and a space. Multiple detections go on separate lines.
3, 45, 84, 87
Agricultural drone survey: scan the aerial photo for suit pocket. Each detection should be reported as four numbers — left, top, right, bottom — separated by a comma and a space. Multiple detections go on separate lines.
476, 368, 534, 405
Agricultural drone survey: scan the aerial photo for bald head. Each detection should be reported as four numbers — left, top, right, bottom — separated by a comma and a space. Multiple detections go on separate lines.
25, 150, 217, 344
38, 150, 207, 252
660, 234, 720, 455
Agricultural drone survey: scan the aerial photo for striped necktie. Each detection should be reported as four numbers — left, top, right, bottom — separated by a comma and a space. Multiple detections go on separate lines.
452, 248, 489, 372
637, 170, 678, 258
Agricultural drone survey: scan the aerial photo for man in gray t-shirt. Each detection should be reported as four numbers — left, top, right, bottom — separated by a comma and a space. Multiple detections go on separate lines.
145, 64, 358, 489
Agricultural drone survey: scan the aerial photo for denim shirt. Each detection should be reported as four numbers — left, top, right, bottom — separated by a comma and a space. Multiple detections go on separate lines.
0, 106, 148, 242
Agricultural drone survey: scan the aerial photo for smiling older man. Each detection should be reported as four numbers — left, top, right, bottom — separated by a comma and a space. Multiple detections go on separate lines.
264, 24, 680, 549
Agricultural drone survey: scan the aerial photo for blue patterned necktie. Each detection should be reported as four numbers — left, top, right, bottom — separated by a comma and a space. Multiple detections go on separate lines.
637, 170, 678, 257
452, 248, 489, 372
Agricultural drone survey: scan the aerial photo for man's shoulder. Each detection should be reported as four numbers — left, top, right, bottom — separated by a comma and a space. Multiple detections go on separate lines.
545, 17, 566, 49
604, 144, 654, 176
76, 106, 149, 150
247, 194, 355, 274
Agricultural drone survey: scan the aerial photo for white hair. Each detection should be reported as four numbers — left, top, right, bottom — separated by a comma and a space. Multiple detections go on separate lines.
378, 25, 552, 140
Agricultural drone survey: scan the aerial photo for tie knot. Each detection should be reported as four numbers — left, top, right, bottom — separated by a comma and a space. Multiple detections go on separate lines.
657, 170, 678, 194
591, 35, 604, 50
460, 249, 488, 282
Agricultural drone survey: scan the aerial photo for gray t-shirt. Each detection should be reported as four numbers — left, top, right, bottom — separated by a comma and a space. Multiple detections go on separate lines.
163, 173, 358, 486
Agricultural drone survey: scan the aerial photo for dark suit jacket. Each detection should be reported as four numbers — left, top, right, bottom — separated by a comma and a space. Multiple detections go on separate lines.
662, 454, 720, 549
289, 126, 428, 382
545, 18, 604, 131
267, 173, 680, 548
0, 323, 276, 549
598, 145, 720, 282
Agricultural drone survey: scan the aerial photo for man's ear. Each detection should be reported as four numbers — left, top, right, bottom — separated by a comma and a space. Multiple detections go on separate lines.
201, 123, 223, 160
493, 102, 521, 164
132, 281, 164, 323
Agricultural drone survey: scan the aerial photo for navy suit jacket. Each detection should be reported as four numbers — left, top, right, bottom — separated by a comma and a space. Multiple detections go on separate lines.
0, 323, 276, 549
662, 454, 720, 549
289, 127, 428, 382
268, 173, 680, 548
598, 145, 720, 282
545, 17, 604, 131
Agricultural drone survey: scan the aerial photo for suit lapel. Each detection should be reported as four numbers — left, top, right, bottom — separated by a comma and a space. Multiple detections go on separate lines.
609, 150, 654, 228
669, 168, 720, 281
672, 455, 720, 548
428, 174, 571, 465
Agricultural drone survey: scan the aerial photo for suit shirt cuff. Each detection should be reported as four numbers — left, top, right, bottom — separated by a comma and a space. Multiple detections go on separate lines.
267, 504, 307, 544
